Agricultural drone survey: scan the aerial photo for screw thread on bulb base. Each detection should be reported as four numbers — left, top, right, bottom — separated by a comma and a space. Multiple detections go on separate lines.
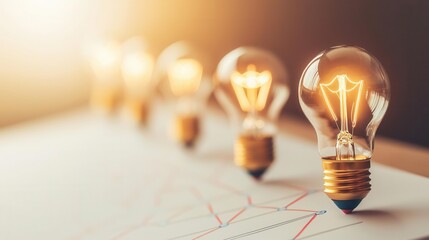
174, 115, 199, 148
322, 158, 371, 213
235, 134, 274, 180
126, 99, 149, 124
90, 89, 120, 112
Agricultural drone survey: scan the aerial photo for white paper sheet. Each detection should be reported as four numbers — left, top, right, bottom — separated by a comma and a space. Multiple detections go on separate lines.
0, 107, 428, 240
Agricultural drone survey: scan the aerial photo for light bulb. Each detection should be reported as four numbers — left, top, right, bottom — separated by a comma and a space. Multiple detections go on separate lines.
299, 45, 390, 213
89, 39, 122, 112
121, 37, 155, 123
215, 47, 290, 180
155, 41, 212, 147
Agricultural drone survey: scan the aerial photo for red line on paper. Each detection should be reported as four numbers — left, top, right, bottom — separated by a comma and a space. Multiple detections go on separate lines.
214, 214, 222, 225
285, 192, 308, 208
227, 208, 246, 224
280, 182, 309, 192
287, 208, 318, 213
247, 195, 253, 205
207, 203, 214, 213
191, 227, 219, 240
207, 203, 222, 224
293, 214, 317, 240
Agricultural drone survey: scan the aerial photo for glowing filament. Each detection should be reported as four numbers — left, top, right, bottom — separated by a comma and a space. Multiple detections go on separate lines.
168, 58, 203, 97
320, 74, 364, 133
231, 65, 272, 112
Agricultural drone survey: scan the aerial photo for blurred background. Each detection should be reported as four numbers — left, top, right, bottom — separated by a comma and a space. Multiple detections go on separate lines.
0, 0, 428, 147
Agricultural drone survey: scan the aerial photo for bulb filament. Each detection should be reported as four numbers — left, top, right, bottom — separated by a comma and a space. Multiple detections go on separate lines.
231, 64, 272, 112
320, 74, 364, 160
231, 65, 272, 134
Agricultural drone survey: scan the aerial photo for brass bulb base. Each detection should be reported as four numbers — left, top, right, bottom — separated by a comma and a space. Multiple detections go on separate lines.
90, 89, 119, 112
322, 158, 371, 213
126, 99, 149, 124
235, 134, 274, 179
174, 115, 199, 148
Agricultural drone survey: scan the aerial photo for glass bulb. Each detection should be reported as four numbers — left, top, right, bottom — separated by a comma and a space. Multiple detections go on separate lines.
167, 58, 203, 97
89, 38, 122, 112
121, 37, 155, 123
299, 45, 390, 213
215, 47, 289, 179
155, 41, 212, 147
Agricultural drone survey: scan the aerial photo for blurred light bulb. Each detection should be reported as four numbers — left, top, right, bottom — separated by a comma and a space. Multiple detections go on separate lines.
167, 58, 203, 97
215, 47, 289, 180
155, 41, 212, 147
299, 45, 390, 213
89, 39, 122, 112
121, 37, 155, 123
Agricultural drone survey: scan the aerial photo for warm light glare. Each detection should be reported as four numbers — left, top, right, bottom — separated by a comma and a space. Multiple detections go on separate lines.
231, 65, 272, 112
320, 74, 364, 133
320, 74, 364, 160
121, 52, 154, 101
122, 53, 154, 86
168, 58, 203, 97
93, 42, 120, 69
2, 0, 81, 36
89, 40, 121, 86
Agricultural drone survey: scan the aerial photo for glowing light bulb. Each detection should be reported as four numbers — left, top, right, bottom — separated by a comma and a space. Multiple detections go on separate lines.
167, 58, 203, 97
155, 41, 212, 147
121, 37, 155, 123
89, 39, 122, 112
215, 47, 290, 180
299, 45, 390, 213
